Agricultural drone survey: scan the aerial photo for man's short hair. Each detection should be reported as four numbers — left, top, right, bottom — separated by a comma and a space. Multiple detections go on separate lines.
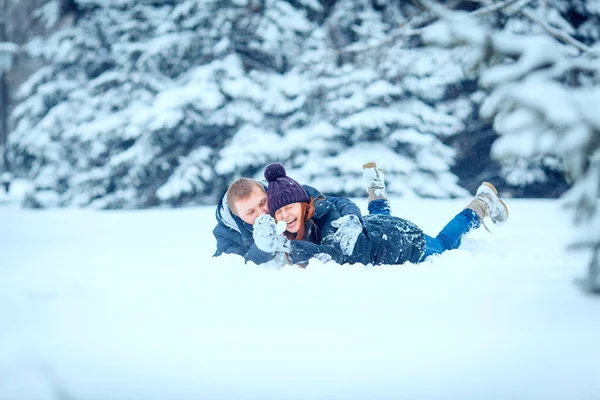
226, 178, 265, 215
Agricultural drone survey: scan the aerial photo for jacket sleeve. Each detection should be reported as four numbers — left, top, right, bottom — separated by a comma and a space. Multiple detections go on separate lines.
326, 196, 363, 222
213, 226, 277, 264
243, 244, 277, 265
287, 238, 345, 265
212, 228, 247, 257
214, 235, 278, 265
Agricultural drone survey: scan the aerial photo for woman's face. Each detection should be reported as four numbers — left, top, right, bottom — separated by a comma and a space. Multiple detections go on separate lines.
274, 202, 303, 233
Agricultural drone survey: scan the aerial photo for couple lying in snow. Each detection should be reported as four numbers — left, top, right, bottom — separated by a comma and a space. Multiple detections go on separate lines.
213, 162, 508, 267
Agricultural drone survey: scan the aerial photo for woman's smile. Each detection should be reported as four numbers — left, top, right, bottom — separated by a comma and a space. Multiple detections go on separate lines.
275, 202, 303, 234
285, 217, 297, 231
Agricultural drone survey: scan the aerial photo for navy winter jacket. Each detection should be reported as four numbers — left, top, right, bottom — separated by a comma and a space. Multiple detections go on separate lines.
288, 199, 426, 266
212, 182, 363, 264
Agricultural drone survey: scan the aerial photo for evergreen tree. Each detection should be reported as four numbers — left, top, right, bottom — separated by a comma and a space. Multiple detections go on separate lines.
9, 0, 480, 207
451, 0, 594, 196
219, 0, 474, 198
418, 0, 600, 292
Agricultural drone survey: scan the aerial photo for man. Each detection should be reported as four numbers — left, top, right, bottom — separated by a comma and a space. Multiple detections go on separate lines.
213, 166, 383, 264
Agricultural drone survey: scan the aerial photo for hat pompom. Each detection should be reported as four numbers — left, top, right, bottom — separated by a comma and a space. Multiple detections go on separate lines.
264, 163, 287, 182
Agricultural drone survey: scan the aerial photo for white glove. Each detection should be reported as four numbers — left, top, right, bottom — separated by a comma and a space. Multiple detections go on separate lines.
253, 214, 291, 254
331, 214, 362, 256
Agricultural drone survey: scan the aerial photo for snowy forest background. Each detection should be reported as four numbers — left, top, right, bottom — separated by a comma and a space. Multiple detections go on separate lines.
1, 1, 599, 287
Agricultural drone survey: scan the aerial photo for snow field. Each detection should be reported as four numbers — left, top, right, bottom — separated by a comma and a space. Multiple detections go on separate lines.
0, 198, 598, 399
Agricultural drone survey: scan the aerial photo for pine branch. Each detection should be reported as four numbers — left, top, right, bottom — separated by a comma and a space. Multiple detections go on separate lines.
409, 0, 447, 18
333, 0, 597, 60
521, 8, 595, 54
469, 0, 596, 54
336, 0, 525, 55
336, 14, 434, 55
470, 0, 523, 16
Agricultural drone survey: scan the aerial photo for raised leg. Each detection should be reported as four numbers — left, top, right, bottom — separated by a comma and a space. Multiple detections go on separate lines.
420, 208, 481, 261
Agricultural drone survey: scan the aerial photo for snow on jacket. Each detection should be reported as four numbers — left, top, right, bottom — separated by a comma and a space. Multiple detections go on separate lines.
212, 182, 363, 264
288, 199, 426, 266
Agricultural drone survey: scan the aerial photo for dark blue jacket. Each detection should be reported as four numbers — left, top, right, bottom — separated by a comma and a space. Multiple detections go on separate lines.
288, 199, 426, 266
212, 182, 363, 264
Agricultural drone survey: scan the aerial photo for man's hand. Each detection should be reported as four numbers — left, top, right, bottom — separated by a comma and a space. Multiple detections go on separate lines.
331, 214, 362, 256
253, 214, 291, 254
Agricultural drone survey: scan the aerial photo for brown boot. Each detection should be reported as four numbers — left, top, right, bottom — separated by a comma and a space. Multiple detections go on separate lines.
363, 162, 388, 202
466, 182, 509, 231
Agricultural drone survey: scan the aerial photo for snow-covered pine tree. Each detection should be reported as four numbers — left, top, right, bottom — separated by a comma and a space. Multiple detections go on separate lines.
9, 0, 325, 207
9, 0, 528, 207
260, 0, 473, 198
418, 0, 600, 292
450, 0, 593, 197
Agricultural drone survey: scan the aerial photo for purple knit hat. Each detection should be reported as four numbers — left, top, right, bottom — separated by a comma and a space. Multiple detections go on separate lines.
264, 163, 310, 216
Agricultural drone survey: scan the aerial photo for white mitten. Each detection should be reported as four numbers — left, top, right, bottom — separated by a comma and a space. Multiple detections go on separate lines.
331, 214, 362, 256
253, 214, 291, 253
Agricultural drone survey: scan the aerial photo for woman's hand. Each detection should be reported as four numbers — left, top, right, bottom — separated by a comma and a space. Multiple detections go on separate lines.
253, 214, 291, 254
331, 214, 362, 256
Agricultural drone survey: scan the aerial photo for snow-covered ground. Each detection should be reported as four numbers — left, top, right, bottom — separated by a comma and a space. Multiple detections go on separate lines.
1, 195, 598, 400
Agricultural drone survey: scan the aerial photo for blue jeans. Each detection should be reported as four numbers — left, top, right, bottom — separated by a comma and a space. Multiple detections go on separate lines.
368, 199, 392, 215
420, 209, 480, 261
367, 199, 481, 262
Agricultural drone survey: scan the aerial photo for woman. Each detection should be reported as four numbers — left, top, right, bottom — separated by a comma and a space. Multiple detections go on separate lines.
252, 163, 508, 266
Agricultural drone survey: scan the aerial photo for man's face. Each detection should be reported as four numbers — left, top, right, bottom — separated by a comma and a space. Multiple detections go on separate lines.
233, 186, 269, 225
